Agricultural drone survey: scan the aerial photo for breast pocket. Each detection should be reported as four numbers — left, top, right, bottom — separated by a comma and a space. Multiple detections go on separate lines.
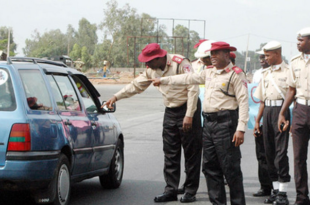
214, 80, 230, 97
278, 77, 288, 89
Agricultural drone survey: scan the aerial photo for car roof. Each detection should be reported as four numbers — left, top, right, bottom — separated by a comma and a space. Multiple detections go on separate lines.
1, 57, 82, 75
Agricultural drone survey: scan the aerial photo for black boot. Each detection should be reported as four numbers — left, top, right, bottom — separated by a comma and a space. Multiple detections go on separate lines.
264, 189, 279, 204
273, 192, 289, 205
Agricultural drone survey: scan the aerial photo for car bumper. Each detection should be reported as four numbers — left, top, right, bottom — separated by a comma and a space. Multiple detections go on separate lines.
0, 151, 59, 191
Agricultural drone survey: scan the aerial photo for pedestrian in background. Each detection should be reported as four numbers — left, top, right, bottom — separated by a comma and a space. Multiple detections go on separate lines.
252, 48, 273, 198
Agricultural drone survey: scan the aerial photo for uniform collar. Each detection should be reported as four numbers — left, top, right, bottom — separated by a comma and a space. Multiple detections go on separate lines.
269, 61, 285, 71
304, 53, 310, 63
212, 62, 234, 74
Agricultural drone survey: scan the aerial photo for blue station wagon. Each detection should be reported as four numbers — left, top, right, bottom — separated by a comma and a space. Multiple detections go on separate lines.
0, 57, 124, 205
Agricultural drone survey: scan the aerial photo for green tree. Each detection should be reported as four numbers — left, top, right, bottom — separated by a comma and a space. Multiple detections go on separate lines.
92, 39, 112, 68
0, 27, 17, 56
81, 46, 91, 70
23, 29, 67, 58
76, 18, 97, 55
173, 25, 200, 60
69, 43, 82, 61
99, 0, 166, 68
66, 24, 77, 55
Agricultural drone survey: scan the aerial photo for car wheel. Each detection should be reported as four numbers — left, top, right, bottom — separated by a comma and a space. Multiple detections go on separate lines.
52, 154, 71, 205
100, 139, 124, 189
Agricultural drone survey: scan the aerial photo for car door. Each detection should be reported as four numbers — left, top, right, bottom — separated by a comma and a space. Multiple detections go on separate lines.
71, 75, 116, 171
46, 74, 93, 176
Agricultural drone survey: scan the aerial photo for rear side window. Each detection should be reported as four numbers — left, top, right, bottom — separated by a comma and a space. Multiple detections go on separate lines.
47, 75, 81, 111
19, 70, 52, 110
0, 68, 16, 111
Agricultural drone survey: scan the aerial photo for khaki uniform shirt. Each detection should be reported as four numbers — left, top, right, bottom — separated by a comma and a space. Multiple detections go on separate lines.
114, 54, 199, 117
254, 61, 290, 101
191, 59, 204, 73
287, 53, 310, 99
160, 62, 249, 132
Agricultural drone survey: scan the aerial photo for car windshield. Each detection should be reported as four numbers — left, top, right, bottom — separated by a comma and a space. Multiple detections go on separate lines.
0, 68, 16, 111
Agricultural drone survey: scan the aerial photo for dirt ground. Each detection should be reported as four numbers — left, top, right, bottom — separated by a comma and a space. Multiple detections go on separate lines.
87, 70, 136, 85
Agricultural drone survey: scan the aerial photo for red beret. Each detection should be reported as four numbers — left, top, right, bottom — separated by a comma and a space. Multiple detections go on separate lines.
138, 43, 167, 62
206, 41, 237, 52
229, 52, 236, 59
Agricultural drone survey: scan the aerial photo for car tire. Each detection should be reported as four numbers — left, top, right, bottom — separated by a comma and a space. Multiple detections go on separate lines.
99, 139, 124, 189
52, 154, 71, 205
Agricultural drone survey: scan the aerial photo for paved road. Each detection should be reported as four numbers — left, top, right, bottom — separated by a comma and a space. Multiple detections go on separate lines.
93, 84, 298, 205
1, 84, 299, 205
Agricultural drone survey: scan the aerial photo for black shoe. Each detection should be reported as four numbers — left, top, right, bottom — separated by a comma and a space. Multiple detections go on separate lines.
264, 189, 279, 204
154, 192, 178, 202
273, 192, 289, 205
180, 193, 196, 203
253, 189, 272, 197
178, 187, 185, 195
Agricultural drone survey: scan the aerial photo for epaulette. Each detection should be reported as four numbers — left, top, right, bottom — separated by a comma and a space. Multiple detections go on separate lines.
290, 53, 301, 62
207, 65, 214, 69
232, 66, 243, 74
172, 56, 184, 64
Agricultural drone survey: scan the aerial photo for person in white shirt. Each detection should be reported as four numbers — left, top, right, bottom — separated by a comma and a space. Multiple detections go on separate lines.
252, 49, 273, 198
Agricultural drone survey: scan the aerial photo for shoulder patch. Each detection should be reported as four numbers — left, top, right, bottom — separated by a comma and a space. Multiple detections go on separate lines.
232, 66, 243, 74
183, 64, 193, 73
207, 65, 214, 69
172, 56, 184, 64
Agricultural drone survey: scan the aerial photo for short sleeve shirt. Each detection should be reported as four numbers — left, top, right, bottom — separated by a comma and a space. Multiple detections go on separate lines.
254, 61, 290, 101
287, 53, 310, 99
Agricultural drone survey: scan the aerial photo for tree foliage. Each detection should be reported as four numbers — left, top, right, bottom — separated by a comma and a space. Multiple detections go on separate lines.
77, 18, 97, 55
19, 0, 270, 72
0, 27, 17, 56
23, 29, 68, 58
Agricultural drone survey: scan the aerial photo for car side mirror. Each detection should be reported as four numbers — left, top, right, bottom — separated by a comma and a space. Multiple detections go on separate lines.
101, 101, 116, 113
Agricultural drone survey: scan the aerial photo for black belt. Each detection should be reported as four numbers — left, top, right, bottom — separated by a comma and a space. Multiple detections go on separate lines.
202, 110, 238, 122
202, 112, 218, 122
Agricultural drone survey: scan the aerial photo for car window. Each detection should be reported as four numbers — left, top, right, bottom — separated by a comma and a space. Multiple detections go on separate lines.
0, 68, 16, 111
71, 76, 98, 113
49, 75, 81, 111
19, 70, 52, 110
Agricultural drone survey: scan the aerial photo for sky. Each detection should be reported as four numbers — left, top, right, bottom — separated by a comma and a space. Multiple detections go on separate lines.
2, 0, 310, 62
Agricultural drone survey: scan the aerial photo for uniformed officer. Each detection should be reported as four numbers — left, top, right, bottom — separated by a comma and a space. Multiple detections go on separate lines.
151, 41, 249, 205
254, 41, 291, 205
252, 48, 273, 197
278, 27, 310, 205
191, 40, 215, 74
104, 43, 202, 203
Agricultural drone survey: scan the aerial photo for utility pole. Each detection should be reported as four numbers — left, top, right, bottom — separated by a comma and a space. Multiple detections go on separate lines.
7, 28, 11, 57
244, 34, 250, 73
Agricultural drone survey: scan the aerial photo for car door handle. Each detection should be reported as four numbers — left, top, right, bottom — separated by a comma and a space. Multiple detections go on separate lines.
64, 120, 72, 126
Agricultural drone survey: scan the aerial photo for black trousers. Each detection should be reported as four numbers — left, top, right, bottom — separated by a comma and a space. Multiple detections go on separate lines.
163, 100, 202, 195
202, 110, 245, 205
255, 133, 273, 190
263, 106, 290, 182
291, 103, 310, 204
